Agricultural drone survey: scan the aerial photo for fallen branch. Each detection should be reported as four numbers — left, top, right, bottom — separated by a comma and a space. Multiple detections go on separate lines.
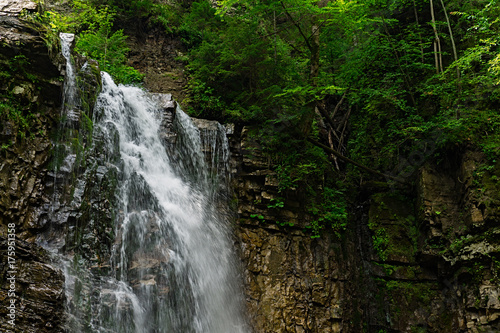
330, 90, 348, 120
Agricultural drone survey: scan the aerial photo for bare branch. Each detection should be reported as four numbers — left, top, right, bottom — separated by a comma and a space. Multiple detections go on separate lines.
307, 138, 405, 182
279, 0, 313, 52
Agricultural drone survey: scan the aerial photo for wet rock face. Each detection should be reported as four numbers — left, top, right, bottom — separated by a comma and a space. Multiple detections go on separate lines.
360, 191, 458, 332
239, 228, 346, 333
151, 93, 177, 146
0, 238, 64, 333
0, 4, 66, 332
354, 150, 500, 332
417, 151, 500, 332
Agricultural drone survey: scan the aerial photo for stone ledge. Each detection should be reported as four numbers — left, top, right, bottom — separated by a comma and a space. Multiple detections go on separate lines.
0, 0, 37, 16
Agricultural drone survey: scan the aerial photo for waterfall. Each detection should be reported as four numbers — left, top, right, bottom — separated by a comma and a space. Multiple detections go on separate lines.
51, 46, 249, 333
59, 33, 79, 122
42, 35, 250, 333
44, 33, 80, 247
91, 73, 249, 332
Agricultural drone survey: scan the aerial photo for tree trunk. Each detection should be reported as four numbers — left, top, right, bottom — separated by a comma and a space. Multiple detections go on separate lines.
310, 24, 320, 85
430, 0, 443, 73
439, 0, 460, 84
299, 23, 321, 136
412, 0, 424, 63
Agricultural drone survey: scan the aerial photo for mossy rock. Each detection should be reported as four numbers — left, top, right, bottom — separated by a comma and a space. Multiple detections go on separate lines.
368, 192, 418, 262
478, 160, 500, 224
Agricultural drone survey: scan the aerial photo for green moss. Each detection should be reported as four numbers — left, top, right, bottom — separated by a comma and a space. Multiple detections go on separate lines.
371, 227, 389, 260
385, 281, 435, 305
374, 262, 424, 280
410, 326, 427, 333
0, 53, 52, 141
374, 278, 446, 330
368, 193, 418, 262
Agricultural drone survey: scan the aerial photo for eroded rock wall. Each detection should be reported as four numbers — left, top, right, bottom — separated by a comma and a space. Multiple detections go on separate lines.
418, 151, 500, 332
230, 127, 350, 333
358, 150, 500, 332
0, 2, 66, 332
230, 125, 500, 333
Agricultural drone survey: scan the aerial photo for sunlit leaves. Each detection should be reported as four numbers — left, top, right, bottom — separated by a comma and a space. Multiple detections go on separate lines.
75, 6, 143, 84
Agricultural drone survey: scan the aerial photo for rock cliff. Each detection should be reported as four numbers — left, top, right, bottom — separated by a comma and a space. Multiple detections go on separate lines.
0, 2, 499, 332
228, 126, 348, 332
0, 1, 65, 332
230, 125, 500, 332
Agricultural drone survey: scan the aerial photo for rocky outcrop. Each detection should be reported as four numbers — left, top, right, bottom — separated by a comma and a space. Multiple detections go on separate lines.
238, 226, 347, 333
0, 239, 64, 333
0, 2, 66, 332
0, 0, 37, 16
417, 151, 500, 332
125, 26, 188, 103
357, 149, 500, 332
231, 127, 349, 332
229, 124, 500, 333
0, 5, 63, 106
337, 149, 500, 332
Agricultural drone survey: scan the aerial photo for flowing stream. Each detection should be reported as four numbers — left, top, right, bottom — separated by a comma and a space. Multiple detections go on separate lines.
49, 34, 249, 333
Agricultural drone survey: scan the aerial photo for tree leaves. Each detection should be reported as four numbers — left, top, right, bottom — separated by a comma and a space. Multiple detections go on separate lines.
75, 6, 143, 84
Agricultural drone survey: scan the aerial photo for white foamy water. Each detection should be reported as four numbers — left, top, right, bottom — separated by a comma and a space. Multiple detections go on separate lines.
59, 72, 250, 333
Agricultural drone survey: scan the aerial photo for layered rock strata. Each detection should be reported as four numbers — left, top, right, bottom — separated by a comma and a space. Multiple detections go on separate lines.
229, 127, 500, 333
230, 127, 348, 333
0, 2, 65, 332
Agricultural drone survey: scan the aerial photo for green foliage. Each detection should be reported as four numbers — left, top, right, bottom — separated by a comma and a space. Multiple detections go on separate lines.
307, 185, 348, 239
276, 220, 294, 227
22, 0, 109, 54
371, 228, 389, 261
184, 80, 226, 118
249, 214, 265, 221
31, 0, 500, 183
5, 55, 37, 83
0, 55, 42, 139
181, 0, 324, 122
75, 7, 143, 84
267, 198, 285, 209
0, 100, 31, 139
22, 1, 143, 84
20, 8, 66, 54
449, 234, 473, 253
384, 280, 434, 304
19, 0, 500, 242
178, 0, 222, 47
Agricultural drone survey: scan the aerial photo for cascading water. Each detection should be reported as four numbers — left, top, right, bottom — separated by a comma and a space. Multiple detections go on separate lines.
59, 33, 79, 122
44, 33, 81, 249
46, 36, 250, 333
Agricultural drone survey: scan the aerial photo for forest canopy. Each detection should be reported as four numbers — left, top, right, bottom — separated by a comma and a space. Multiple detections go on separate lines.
17, 0, 500, 236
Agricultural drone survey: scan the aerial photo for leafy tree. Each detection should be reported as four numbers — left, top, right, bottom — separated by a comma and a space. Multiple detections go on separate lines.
25, 0, 500, 235
75, 6, 143, 84
22, 0, 144, 84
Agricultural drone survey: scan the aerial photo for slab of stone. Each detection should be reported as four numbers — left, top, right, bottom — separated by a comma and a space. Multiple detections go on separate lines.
0, 0, 37, 16
192, 117, 220, 131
